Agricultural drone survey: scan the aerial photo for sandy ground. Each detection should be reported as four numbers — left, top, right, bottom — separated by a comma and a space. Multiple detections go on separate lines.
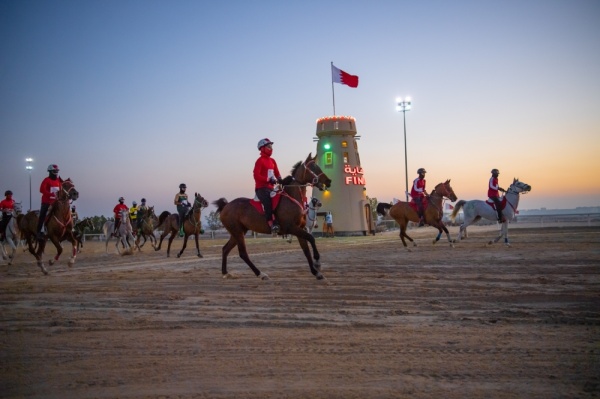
1, 223, 599, 399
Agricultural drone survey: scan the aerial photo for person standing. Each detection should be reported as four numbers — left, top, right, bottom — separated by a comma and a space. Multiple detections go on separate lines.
36, 164, 63, 239
113, 197, 128, 236
488, 168, 506, 223
174, 184, 190, 237
411, 168, 428, 226
0, 190, 15, 242
253, 138, 283, 233
325, 211, 334, 238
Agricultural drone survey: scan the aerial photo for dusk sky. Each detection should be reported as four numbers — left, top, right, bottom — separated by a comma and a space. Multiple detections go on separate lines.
1, 0, 599, 218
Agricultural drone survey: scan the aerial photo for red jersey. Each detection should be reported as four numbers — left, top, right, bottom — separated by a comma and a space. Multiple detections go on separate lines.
113, 203, 129, 219
0, 197, 15, 213
253, 154, 281, 190
410, 177, 426, 199
40, 177, 62, 205
488, 177, 500, 198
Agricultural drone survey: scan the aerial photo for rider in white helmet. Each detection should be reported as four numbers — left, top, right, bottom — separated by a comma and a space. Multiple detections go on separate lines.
36, 164, 63, 239
254, 138, 283, 234
488, 168, 506, 223
411, 168, 428, 226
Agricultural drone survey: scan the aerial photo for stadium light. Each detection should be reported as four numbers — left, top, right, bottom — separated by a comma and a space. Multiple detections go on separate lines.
396, 97, 412, 202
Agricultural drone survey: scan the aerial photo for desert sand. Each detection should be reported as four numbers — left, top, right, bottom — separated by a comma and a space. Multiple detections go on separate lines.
1, 223, 599, 398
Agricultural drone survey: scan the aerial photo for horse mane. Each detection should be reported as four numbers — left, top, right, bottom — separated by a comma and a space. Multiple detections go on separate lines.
158, 211, 171, 225
281, 175, 294, 185
290, 161, 302, 176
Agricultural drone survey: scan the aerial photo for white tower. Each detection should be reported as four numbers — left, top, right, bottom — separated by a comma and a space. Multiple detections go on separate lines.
312, 116, 375, 236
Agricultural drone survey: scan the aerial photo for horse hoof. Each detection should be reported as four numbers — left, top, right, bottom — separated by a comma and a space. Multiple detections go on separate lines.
258, 272, 270, 281
222, 273, 237, 279
38, 264, 48, 275
316, 273, 324, 280
432, 240, 437, 245
197, 253, 203, 258
49, 259, 55, 266
176, 254, 181, 258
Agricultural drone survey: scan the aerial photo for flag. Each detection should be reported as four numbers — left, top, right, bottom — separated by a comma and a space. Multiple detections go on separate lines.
332, 64, 359, 88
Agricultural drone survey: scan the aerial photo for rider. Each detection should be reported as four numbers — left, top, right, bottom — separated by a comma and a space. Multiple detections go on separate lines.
174, 184, 190, 237
113, 197, 128, 236
0, 190, 15, 242
411, 168, 428, 227
129, 201, 138, 233
488, 168, 506, 223
36, 164, 63, 240
254, 138, 283, 234
71, 205, 79, 224
136, 198, 148, 234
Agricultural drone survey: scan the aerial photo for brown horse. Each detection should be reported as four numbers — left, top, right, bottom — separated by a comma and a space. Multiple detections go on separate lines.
134, 206, 158, 250
154, 193, 208, 258
213, 153, 332, 280
377, 180, 457, 251
20, 178, 79, 274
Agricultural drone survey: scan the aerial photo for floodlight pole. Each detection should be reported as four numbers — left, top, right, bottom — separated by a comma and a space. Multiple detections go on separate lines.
396, 98, 412, 202
25, 158, 33, 211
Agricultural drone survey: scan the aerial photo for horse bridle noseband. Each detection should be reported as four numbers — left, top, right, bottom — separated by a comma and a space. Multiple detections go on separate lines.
301, 160, 325, 186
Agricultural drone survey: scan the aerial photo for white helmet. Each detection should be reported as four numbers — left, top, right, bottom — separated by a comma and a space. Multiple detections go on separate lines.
257, 138, 274, 150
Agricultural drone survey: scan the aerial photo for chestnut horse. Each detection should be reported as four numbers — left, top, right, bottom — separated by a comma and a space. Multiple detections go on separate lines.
21, 178, 79, 274
154, 193, 208, 258
213, 153, 332, 280
377, 180, 457, 251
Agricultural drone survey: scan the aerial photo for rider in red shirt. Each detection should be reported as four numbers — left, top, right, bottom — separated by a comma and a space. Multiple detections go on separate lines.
36, 164, 63, 239
0, 190, 16, 242
113, 197, 128, 236
410, 168, 428, 226
488, 168, 506, 223
254, 138, 282, 233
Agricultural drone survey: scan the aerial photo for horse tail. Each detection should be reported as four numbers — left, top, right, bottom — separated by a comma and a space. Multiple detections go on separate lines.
376, 202, 392, 216
213, 198, 228, 214
450, 200, 466, 222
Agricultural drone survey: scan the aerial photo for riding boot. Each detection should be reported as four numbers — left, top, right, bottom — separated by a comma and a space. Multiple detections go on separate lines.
418, 209, 425, 227
179, 220, 185, 237
497, 210, 506, 223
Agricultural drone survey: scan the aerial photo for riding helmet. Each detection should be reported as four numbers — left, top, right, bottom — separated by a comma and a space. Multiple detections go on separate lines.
491, 168, 499, 174
257, 138, 274, 150
141, 198, 146, 203
5, 190, 12, 196
72, 205, 76, 210
118, 196, 124, 202
47, 164, 59, 172
132, 201, 137, 205
417, 168, 427, 174
179, 183, 186, 189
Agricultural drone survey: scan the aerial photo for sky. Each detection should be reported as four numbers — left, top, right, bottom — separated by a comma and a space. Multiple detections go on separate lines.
1, 0, 599, 218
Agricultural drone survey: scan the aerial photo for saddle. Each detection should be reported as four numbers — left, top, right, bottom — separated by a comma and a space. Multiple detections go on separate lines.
250, 192, 282, 219
485, 197, 507, 211
408, 196, 429, 213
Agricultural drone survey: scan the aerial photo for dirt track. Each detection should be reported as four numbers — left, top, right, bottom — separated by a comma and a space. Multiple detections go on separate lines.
1, 224, 599, 399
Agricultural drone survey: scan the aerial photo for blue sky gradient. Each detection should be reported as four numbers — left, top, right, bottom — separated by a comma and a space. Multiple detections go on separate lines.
1, 0, 599, 217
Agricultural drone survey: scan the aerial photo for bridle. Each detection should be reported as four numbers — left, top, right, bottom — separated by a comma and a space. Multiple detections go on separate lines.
300, 159, 326, 187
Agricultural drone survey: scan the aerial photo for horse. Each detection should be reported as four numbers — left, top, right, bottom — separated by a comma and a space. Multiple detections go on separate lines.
1, 202, 23, 265
23, 178, 79, 274
154, 193, 208, 258
306, 197, 322, 234
377, 180, 458, 251
213, 153, 331, 280
450, 178, 531, 246
284, 197, 322, 243
102, 210, 135, 255
134, 206, 158, 250
73, 217, 95, 253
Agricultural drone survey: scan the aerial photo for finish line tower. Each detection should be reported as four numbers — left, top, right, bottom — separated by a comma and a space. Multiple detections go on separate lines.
312, 116, 375, 236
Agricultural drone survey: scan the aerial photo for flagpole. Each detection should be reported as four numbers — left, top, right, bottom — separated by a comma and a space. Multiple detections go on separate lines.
331, 61, 336, 115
